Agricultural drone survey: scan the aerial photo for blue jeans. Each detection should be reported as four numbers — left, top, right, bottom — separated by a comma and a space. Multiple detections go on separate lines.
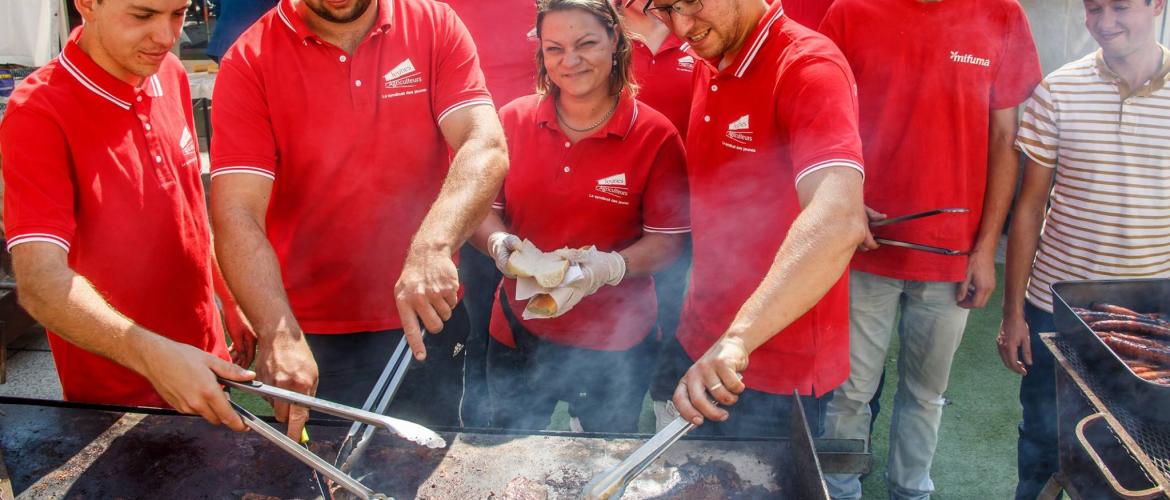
1015, 301, 1060, 500
824, 271, 970, 500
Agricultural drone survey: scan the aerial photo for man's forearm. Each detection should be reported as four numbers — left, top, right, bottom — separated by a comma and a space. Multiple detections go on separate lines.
213, 209, 301, 340
725, 174, 867, 353
13, 256, 161, 377
973, 109, 1022, 254
414, 128, 509, 254
1002, 162, 1052, 318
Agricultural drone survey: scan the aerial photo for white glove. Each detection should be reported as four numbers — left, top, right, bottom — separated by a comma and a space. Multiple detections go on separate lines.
487, 232, 522, 278
525, 247, 625, 319
552, 246, 627, 295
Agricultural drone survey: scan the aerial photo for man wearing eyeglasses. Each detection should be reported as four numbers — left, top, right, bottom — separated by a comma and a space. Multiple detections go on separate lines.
646, 0, 867, 438
818, 1, 1041, 499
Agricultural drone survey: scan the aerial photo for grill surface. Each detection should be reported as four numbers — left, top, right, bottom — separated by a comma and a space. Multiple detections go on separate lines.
1051, 335, 1170, 482
0, 397, 846, 499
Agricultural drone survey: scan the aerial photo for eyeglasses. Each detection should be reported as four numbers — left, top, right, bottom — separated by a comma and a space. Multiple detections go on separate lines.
643, 0, 704, 24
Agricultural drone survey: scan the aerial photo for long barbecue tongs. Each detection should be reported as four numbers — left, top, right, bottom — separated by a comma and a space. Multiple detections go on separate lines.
335, 334, 418, 472
869, 207, 970, 256
221, 371, 445, 499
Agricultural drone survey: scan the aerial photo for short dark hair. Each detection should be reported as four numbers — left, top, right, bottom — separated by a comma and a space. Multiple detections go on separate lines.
535, 0, 637, 98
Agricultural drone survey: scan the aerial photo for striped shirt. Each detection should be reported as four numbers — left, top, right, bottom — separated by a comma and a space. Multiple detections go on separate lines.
1016, 46, 1170, 312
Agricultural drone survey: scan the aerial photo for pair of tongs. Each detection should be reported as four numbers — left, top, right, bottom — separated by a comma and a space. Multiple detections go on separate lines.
222, 364, 444, 499
334, 335, 419, 473
869, 208, 970, 256
581, 375, 742, 499
579, 409, 696, 499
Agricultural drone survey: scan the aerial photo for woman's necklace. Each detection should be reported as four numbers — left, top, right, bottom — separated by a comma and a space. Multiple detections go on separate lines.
556, 96, 619, 132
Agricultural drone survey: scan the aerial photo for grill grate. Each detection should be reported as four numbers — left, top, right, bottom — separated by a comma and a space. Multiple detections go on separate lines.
1054, 336, 1170, 481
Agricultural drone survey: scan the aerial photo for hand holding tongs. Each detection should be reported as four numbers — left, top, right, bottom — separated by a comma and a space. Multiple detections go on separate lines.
222, 359, 445, 500
868, 207, 970, 256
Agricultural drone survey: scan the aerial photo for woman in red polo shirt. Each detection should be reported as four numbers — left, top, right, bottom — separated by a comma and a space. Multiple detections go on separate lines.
472, 0, 690, 433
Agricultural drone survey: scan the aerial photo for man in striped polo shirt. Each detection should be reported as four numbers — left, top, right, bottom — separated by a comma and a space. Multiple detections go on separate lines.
999, 0, 1170, 497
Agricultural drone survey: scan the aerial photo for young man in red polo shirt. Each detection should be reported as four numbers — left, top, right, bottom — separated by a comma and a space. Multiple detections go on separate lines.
645, 0, 867, 437
210, 0, 508, 439
818, 1, 1041, 498
0, 0, 256, 429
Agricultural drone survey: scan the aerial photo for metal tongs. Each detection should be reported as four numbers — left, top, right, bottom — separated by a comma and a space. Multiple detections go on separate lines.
579, 409, 697, 499
222, 352, 445, 500
581, 375, 743, 499
335, 335, 419, 473
869, 207, 970, 256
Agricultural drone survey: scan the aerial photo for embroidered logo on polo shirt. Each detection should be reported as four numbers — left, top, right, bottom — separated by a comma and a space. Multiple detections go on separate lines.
722, 114, 757, 153
590, 173, 630, 205
949, 51, 991, 68
384, 59, 424, 89
677, 55, 695, 73
382, 58, 429, 100
179, 126, 198, 167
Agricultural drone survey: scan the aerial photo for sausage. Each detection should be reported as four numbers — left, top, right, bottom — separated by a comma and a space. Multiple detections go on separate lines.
1091, 302, 1147, 317
1137, 370, 1170, 383
1101, 331, 1170, 350
1076, 310, 1168, 327
1101, 335, 1170, 366
1090, 320, 1170, 338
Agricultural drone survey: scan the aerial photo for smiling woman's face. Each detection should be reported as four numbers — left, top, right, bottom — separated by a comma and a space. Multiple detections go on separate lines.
540, 8, 618, 100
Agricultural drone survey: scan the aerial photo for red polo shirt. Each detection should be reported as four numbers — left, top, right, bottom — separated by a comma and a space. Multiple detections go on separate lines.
211, 0, 493, 333
443, 0, 538, 108
489, 94, 690, 351
0, 30, 229, 407
678, 2, 864, 396
632, 35, 696, 137
820, 0, 1041, 282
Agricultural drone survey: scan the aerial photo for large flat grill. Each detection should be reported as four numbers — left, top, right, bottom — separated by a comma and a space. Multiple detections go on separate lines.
0, 396, 865, 498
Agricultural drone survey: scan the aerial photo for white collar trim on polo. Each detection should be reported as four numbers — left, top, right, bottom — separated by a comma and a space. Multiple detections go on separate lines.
734, 6, 785, 78
58, 49, 165, 111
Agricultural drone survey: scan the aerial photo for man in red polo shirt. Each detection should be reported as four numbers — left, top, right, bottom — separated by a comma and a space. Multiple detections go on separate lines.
210, 0, 508, 438
0, 0, 255, 429
645, 0, 867, 437
818, 1, 1041, 498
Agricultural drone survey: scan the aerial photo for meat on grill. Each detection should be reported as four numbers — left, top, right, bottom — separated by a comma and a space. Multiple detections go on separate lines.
1090, 302, 1149, 318
1090, 320, 1170, 338
1080, 304, 1170, 386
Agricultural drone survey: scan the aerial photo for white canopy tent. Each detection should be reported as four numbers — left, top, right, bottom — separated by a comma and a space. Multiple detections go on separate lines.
0, 0, 67, 68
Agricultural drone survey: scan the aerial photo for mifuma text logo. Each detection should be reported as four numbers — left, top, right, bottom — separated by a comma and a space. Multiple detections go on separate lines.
949, 51, 990, 67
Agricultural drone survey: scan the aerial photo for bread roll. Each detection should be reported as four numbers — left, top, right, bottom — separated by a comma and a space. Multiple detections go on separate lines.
525, 294, 559, 316
506, 240, 569, 288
